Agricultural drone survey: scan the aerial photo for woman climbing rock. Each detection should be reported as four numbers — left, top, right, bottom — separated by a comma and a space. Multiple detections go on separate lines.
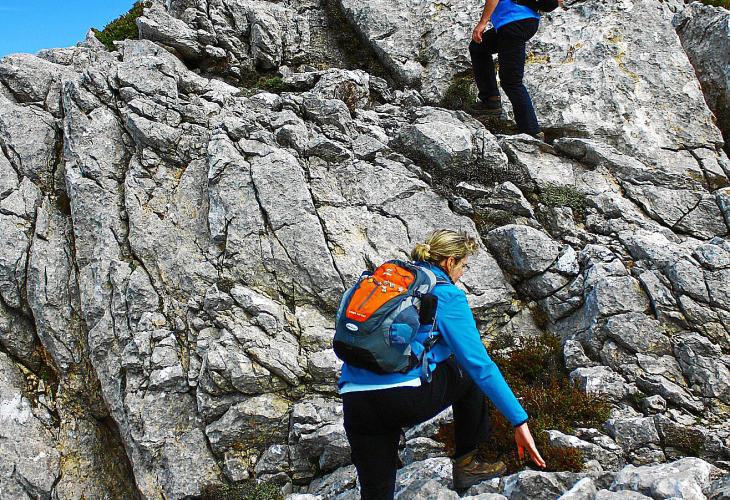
337, 229, 545, 500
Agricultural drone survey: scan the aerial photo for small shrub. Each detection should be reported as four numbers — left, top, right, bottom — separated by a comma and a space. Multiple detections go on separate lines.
698, 0, 730, 8
434, 333, 611, 473
93, 1, 151, 51
539, 184, 587, 222
255, 76, 293, 94
201, 481, 283, 500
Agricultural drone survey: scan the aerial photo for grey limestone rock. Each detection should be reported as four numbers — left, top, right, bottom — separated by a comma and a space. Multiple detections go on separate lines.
599, 313, 672, 357
571, 366, 628, 403
486, 224, 560, 278
336, 0, 478, 102
137, 3, 204, 61
395, 457, 453, 496
708, 474, 730, 500
564, 339, 596, 371
206, 393, 290, 454
306, 464, 358, 498
502, 470, 587, 500
498, 135, 584, 194
528, 0, 723, 164
605, 417, 661, 453
673, 331, 730, 403
394, 106, 507, 182
547, 430, 623, 471
558, 477, 598, 500
595, 490, 652, 500
610, 457, 718, 499
0, 352, 60, 499
289, 397, 350, 473
396, 478, 459, 500
401, 437, 447, 466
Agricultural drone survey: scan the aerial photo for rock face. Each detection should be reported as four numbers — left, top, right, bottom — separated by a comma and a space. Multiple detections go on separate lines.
674, 2, 730, 154
0, 0, 729, 498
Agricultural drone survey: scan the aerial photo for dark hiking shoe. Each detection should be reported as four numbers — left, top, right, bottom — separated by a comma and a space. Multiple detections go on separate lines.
531, 131, 546, 142
469, 98, 502, 115
452, 450, 507, 490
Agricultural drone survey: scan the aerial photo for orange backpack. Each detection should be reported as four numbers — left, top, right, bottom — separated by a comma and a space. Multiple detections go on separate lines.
333, 260, 444, 374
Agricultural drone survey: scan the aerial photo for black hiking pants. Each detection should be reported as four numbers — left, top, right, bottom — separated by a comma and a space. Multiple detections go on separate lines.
469, 18, 541, 135
342, 358, 492, 500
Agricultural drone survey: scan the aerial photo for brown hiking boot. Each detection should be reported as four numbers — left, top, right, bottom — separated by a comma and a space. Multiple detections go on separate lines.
452, 450, 507, 490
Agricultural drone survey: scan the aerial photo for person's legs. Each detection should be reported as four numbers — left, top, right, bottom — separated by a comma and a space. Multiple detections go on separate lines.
343, 391, 401, 500
438, 358, 504, 489
341, 362, 498, 498
345, 427, 401, 500
468, 29, 500, 103
496, 19, 541, 135
451, 367, 492, 457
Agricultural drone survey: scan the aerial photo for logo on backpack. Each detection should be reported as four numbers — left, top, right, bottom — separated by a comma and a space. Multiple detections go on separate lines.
333, 260, 443, 374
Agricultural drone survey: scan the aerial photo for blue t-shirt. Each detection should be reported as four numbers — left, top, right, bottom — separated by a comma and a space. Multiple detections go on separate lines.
492, 0, 540, 30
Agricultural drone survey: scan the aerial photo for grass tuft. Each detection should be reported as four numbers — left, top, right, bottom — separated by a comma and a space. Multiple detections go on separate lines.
538, 184, 587, 222
201, 481, 283, 500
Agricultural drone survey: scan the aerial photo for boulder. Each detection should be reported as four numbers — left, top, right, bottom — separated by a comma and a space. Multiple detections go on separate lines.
486, 225, 560, 278
502, 470, 587, 500
674, 2, 730, 152
610, 457, 718, 499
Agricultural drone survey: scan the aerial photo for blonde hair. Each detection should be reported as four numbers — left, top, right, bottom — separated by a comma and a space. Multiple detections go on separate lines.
410, 229, 479, 264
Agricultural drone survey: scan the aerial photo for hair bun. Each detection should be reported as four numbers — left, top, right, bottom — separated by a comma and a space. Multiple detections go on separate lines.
420, 243, 431, 258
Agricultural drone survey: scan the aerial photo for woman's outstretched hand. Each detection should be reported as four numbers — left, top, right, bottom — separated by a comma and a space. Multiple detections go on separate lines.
514, 423, 546, 468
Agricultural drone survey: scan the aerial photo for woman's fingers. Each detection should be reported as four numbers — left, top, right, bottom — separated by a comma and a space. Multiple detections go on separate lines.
514, 423, 547, 468
527, 444, 546, 468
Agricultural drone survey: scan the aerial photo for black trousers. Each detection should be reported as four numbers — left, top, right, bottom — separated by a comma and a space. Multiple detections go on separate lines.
342, 359, 492, 500
469, 18, 541, 135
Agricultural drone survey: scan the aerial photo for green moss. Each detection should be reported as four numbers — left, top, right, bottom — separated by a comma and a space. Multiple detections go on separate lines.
441, 72, 477, 111
628, 391, 647, 410
434, 333, 611, 473
471, 209, 517, 235
661, 425, 706, 456
93, 1, 151, 51
201, 480, 283, 500
539, 184, 587, 222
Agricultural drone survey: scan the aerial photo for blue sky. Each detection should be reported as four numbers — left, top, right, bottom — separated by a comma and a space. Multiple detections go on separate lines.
0, 0, 135, 58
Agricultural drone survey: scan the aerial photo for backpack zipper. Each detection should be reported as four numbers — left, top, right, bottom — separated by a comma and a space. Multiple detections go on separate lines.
356, 278, 381, 310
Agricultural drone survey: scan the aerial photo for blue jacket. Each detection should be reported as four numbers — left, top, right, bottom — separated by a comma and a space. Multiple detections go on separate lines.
492, 0, 540, 30
338, 262, 529, 427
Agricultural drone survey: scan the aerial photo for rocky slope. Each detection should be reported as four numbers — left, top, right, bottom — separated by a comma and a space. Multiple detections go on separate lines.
0, 0, 728, 498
